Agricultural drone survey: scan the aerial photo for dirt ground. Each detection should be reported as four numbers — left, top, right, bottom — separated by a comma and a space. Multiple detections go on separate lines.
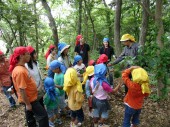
0, 78, 169, 127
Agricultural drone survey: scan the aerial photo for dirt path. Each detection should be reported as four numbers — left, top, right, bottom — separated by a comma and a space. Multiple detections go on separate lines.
0, 81, 169, 127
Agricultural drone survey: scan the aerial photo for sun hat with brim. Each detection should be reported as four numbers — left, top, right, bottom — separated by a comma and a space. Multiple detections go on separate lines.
82, 66, 94, 85
58, 42, 70, 54
120, 34, 135, 42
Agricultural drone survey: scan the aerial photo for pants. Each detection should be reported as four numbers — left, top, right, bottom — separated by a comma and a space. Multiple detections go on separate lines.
71, 108, 84, 123
2, 86, 16, 107
24, 100, 49, 127
123, 105, 141, 127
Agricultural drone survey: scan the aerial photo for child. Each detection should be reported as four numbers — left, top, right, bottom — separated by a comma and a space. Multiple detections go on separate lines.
122, 66, 150, 127
73, 55, 86, 83
82, 66, 94, 117
91, 63, 122, 127
44, 77, 60, 127
49, 60, 68, 120
63, 68, 84, 127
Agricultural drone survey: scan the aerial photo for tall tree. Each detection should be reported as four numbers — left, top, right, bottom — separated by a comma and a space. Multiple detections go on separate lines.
114, 0, 122, 56
77, 0, 82, 34
41, 0, 59, 47
138, 0, 149, 46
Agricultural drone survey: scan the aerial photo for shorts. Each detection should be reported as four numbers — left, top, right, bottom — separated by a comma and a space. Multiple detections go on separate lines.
46, 107, 58, 118
71, 108, 84, 122
93, 108, 109, 119
58, 94, 67, 109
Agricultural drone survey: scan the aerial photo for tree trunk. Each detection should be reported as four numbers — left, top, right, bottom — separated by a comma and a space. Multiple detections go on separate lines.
78, 0, 82, 34
84, 0, 96, 50
155, 0, 164, 49
33, 0, 39, 56
114, 0, 122, 56
139, 0, 149, 46
41, 0, 59, 48
155, 0, 164, 97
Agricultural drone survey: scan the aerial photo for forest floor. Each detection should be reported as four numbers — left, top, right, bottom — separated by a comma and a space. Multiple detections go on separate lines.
0, 78, 169, 127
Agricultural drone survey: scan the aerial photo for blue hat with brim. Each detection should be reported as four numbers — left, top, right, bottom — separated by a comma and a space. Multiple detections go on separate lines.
58, 42, 70, 56
49, 60, 61, 70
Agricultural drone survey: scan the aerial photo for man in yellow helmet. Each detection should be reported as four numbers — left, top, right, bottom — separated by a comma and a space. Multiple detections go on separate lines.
108, 34, 139, 94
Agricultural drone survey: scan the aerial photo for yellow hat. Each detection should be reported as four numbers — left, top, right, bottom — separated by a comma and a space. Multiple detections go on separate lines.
82, 66, 94, 85
63, 68, 83, 94
132, 68, 151, 94
120, 34, 135, 42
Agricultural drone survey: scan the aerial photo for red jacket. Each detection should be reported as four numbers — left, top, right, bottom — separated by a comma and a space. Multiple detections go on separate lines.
0, 59, 11, 87
122, 69, 148, 109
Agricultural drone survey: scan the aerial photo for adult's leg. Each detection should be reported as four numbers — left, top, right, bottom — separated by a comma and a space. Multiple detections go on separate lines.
31, 101, 49, 127
24, 106, 36, 127
2, 86, 16, 107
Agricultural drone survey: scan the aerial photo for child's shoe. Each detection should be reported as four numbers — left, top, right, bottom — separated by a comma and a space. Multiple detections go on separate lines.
77, 122, 82, 126
93, 123, 98, 127
88, 111, 93, 118
70, 122, 78, 127
98, 123, 110, 127
49, 121, 55, 127
55, 119, 62, 125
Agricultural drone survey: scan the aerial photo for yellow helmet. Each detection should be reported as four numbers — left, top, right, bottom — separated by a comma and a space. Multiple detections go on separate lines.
120, 34, 135, 42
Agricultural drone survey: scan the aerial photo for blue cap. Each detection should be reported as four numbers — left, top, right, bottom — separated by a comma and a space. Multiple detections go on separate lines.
49, 60, 61, 70
73, 55, 82, 66
103, 37, 109, 43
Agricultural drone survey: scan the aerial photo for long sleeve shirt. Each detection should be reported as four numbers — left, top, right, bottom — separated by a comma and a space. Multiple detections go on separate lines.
113, 43, 139, 65
122, 69, 148, 109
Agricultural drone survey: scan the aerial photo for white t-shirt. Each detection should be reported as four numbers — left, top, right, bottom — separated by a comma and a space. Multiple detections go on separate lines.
73, 63, 85, 82
25, 62, 41, 88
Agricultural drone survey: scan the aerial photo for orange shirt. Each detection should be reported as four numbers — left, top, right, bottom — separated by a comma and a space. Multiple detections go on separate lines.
122, 69, 148, 109
12, 66, 38, 103
0, 59, 11, 87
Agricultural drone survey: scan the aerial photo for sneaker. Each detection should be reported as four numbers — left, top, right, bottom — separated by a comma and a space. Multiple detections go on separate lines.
49, 121, 55, 127
98, 123, 110, 127
88, 112, 93, 118
55, 119, 62, 125
94, 123, 98, 127
77, 122, 82, 126
70, 122, 78, 127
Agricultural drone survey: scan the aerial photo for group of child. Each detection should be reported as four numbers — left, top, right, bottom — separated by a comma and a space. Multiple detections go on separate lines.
39, 35, 150, 127
43, 44, 150, 127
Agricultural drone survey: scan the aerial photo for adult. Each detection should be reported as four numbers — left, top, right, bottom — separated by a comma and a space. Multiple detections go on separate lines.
0, 50, 16, 108
9, 47, 48, 127
45, 44, 56, 68
25, 46, 44, 107
74, 35, 90, 66
99, 37, 114, 62
108, 34, 139, 94
75, 34, 82, 46
58, 42, 71, 71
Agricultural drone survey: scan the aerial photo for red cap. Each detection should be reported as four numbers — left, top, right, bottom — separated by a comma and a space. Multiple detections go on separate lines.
88, 60, 95, 66
9, 47, 28, 72
97, 54, 108, 64
26, 46, 35, 53
75, 35, 83, 46
45, 44, 56, 59
0, 50, 4, 55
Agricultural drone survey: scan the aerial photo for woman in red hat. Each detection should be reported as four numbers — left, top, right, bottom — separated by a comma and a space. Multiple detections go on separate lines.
25, 46, 44, 107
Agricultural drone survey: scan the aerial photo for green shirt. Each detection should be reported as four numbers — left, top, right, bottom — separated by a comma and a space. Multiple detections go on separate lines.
43, 88, 60, 109
54, 73, 65, 96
